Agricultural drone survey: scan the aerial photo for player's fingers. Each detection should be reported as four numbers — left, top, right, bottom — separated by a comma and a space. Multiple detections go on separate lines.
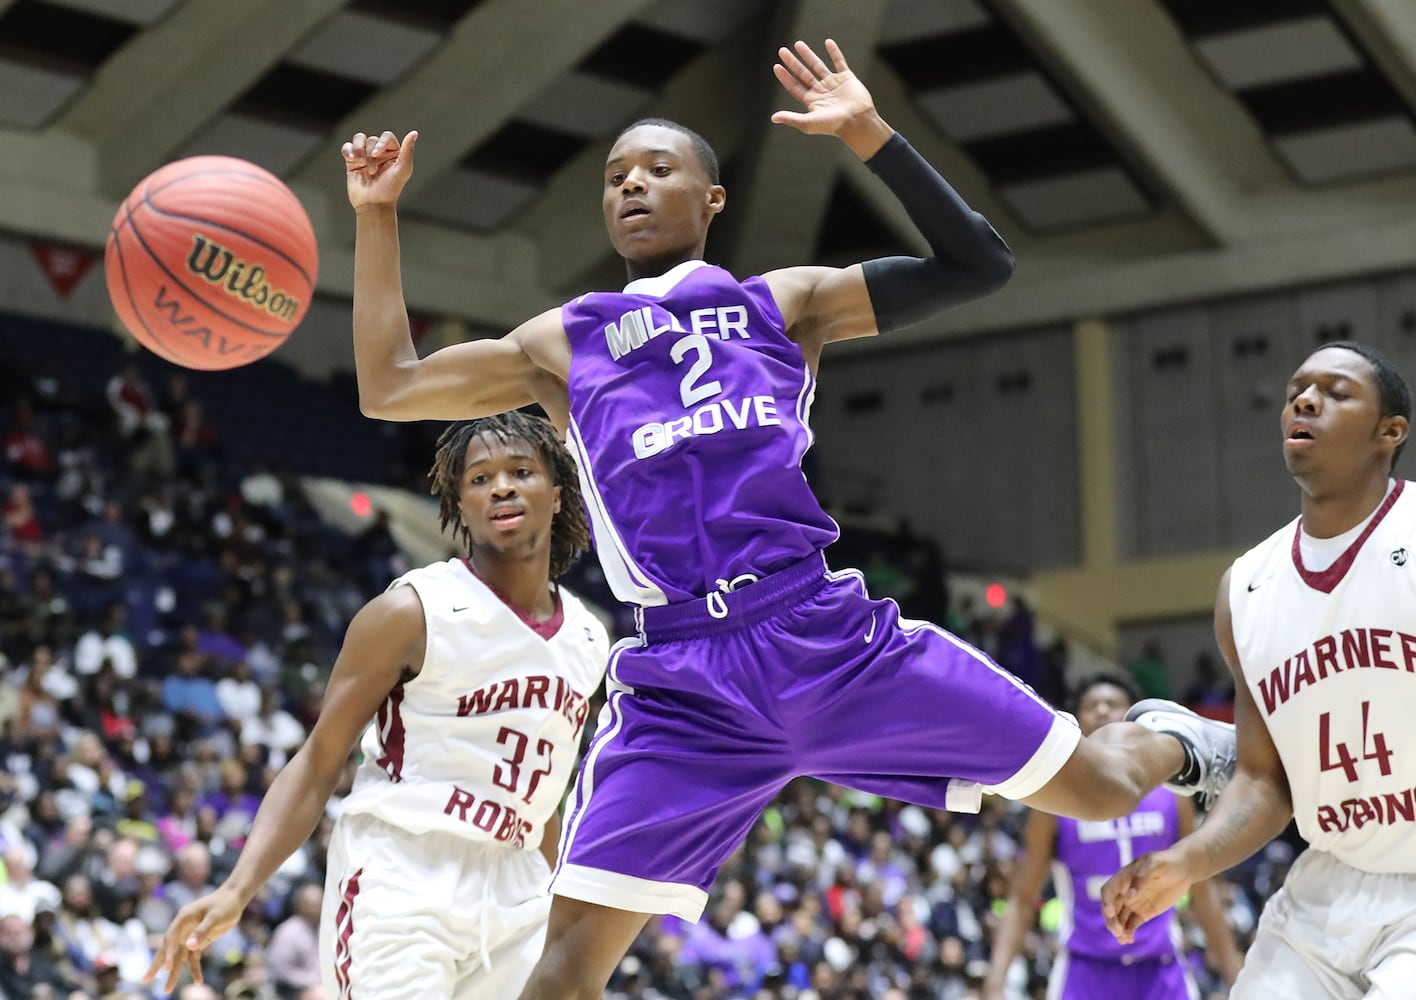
1100, 869, 1132, 917
1123, 908, 1146, 942
142, 945, 168, 983
186, 945, 205, 985
163, 948, 185, 994
772, 64, 810, 103
769, 110, 812, 131
825, 38, 849, 73
777, 46, 816, 88
794, 39, 832, 79
400, 130, 418, 168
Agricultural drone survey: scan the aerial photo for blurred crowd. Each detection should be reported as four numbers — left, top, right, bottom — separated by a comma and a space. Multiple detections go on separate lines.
1, 337, 1278, 1000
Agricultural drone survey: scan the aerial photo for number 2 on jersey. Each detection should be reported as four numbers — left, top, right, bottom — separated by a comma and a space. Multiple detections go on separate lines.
1319, 700, 1394, 783
672, 334, 722, 407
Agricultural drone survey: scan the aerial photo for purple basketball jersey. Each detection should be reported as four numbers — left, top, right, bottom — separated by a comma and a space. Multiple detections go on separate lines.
561, 261, 837, 605
1054, 787, 1180, 960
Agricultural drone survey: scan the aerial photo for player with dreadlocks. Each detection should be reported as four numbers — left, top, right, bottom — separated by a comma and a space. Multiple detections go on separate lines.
148, 411, 610, 999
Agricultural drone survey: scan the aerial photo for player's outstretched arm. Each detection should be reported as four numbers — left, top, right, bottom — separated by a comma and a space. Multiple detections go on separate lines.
765, 39, 1014, 351
1101, 569, 1292, 945
343, 130, 564, 423
982, 810, 1057, 1000
144, 587, 426, 993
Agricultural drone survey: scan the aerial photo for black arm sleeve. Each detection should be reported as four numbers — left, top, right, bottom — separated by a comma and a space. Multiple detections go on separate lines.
861, 132, 1015, 333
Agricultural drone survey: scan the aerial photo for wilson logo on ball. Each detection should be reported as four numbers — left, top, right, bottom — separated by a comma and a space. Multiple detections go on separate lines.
187, 235, 301, 322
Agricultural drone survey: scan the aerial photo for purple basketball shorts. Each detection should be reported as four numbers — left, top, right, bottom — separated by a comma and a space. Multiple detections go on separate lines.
1053, 951, 1197, 1000
550, 553, 1079, 920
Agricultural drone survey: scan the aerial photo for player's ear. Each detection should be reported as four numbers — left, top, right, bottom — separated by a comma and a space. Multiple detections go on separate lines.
706, 184, 726, 216
552, 485, 562, 515
1381, 414, 1409, 452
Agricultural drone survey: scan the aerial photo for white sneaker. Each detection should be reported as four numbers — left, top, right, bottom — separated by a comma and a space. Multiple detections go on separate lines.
1126, 699, 1237, 808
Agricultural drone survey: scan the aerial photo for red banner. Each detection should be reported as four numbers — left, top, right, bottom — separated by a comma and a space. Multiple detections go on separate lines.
29, 242, 97, 298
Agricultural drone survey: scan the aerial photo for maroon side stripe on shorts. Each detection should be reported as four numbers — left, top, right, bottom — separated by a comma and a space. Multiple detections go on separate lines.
333, 868, 363, 999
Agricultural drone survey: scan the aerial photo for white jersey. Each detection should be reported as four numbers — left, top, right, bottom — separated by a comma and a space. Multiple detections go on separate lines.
341, 558, 610, 851
1229, 479, 1416, 874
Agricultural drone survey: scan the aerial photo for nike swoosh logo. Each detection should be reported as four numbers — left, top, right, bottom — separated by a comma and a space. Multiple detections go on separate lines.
1246, 581, 1262, 592
452, 606, 469, 613
864, 611, 878, 644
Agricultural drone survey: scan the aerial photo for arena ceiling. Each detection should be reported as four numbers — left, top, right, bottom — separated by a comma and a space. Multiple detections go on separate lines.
5, 0, 1416, 344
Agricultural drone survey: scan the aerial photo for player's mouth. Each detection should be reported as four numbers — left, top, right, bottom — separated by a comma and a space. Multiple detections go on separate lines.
488, 506, 527, 529
1285, 424, 1316, 447
620, 201, 651, 221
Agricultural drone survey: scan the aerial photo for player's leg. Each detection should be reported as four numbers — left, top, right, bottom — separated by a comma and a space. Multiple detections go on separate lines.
323, 814, 470, 999
1019, 709, 1226, 820
798, 575, 1229, 821
1230, 851, 1363, 1000
1357, 867, 1416, 999
522, 637, 792, 996
453, 845, 554, 1000
517, 897, 650, 1000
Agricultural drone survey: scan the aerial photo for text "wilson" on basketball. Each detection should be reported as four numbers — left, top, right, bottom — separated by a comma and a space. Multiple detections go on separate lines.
187, 235, 301, 321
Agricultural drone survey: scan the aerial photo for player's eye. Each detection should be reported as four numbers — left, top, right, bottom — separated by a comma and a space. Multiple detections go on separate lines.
608, 173, 625, 186
652, 164, 671, 175
470, 474, 488, 486
515, 468, 534, 478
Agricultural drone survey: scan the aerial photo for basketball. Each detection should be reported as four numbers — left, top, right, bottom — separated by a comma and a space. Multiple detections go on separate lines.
104, 156, 318, 371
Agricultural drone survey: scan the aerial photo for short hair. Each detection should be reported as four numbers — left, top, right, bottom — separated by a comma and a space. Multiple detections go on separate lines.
428, 412, 591, 579
1069, 672, 1141, 714
617, 117, 720, 185
1317, 341, 1412, 471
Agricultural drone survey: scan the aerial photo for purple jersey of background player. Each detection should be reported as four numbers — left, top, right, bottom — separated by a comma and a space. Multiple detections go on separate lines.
1055, 786, 1181, 961
562, 261, 835, 604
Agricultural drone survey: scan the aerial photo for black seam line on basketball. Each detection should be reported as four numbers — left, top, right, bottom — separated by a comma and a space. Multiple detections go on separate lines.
109, 222, 192, 367
144, 169, 316, 289
138, 169, 315, 288
122, 198, 292, 340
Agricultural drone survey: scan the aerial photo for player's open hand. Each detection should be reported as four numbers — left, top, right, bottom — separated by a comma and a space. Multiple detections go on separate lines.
144, 885, 245, 993
1100, 848, 1194, 944
343, 129, 418, 211
771, 39, 878, 138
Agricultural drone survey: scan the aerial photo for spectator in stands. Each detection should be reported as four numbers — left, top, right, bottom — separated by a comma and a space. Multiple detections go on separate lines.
265, 884, 321, 1000
3, 482, 44, 550
0, 910, 73, 997
1184, 651, 1236, 724
165, 843, 216, 912
216, 660, 262, 726
0, 843, 60, 923
163, 650, 224, 736
106, 361, 173, 483
240, 688, 305, 770
14, 650, 64, 744
174, 398, 221, 478
54, 873, 124, 974
75, 603, 138, 680
4, 396, 56, 481
1128, 639, 1170, 699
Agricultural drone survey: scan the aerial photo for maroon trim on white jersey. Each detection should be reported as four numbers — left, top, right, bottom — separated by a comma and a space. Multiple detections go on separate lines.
333, 867, 363, 998
1291, 480, 1405, 593
460, 559, 565, 639
374, 683, 406, 782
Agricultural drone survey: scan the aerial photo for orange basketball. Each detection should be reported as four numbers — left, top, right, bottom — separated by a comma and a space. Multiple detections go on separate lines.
104, 156, 318, 370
